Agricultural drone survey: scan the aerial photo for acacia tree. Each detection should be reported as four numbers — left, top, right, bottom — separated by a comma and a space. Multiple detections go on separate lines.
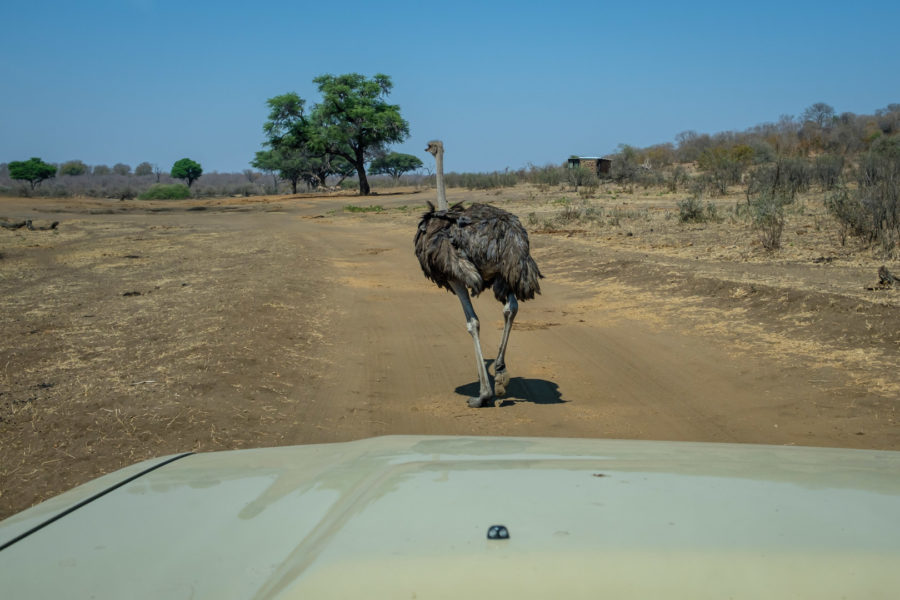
59, 160, 89, 176
9, 157, 56, 189
252, 147, 309, 194
310, 73, 410, 195
251, 149, 280, 193
258, 91, 362, 191
171, 158, 203, 187
802, 102, 836, 128
256, 93, 313, 193
369, 152, 423, 182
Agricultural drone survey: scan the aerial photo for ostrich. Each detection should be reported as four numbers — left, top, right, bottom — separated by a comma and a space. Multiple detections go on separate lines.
415, 140, 543, 407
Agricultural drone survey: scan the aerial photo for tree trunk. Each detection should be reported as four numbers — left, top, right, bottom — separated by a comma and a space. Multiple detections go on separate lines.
348, 146, 367, 196
355, 162, 370, 196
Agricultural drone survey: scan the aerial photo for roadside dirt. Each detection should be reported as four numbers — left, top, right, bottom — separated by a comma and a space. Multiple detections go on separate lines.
1, 185, 898, 519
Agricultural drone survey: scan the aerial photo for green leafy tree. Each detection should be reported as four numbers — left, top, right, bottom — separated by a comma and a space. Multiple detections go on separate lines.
258, 92, 359, 192
257, 93, 312, 193
310, 73, 410, 195
59, 159, 88, 176
369, 152, 423, 182
113, 163, 131, 175
171, 158, 203, 187
251, 149, 281, 193
134, 162, 153, 176
257, 93, 322, 192
93, 164, 111, 175
252, 148, 308, 194
9, 157, 57, 189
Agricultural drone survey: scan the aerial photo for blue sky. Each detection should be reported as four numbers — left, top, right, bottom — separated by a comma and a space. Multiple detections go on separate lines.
2, 0, 898, 174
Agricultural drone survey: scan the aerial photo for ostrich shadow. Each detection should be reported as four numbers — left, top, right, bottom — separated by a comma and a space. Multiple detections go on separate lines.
454, 360, 565, 407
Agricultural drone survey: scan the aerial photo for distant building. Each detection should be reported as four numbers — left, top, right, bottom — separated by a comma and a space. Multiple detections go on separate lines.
567, 156, 611, 175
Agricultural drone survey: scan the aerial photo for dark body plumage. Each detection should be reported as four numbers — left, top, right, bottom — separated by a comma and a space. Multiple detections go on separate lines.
414, 202, 542, 301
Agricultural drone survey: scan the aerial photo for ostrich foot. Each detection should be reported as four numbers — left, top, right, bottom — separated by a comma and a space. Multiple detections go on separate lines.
494, 369, 510, 397
467, 392, 494, 408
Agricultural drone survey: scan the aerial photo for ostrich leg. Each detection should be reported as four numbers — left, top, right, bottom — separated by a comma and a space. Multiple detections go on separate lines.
493, 293, 518, 397
450, 281, 494, 407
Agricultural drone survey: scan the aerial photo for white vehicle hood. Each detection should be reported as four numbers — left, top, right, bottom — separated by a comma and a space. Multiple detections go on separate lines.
1, 435, 899, 599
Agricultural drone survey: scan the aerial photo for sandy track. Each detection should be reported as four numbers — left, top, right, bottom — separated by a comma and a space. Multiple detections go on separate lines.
296, 213, 895, 449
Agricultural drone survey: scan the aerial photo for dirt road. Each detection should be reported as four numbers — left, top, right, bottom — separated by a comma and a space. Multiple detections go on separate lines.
2, 190, 898, 518
296, 208, 894, 448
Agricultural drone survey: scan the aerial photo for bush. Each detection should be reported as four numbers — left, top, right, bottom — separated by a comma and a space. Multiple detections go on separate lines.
697, 147, 748, 194
567, 165, 598, 190
677, 187, 718, 223
666, 165, 689, 193
524, 164, 565, 186
677, 195, 706, 223
825, 188, 865, 246
745, 157, 812, 202
749, 190, 791, 250
552, 197, 601, 225
827, 142, 900, 255
138, 183, 192, 200
813, 154, 844, 190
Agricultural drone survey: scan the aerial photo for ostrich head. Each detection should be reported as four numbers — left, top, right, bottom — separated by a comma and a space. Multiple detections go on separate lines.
425, 140, 443, 158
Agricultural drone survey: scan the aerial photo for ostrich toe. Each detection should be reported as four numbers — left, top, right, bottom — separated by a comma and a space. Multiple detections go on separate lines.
494, 369, 510, 397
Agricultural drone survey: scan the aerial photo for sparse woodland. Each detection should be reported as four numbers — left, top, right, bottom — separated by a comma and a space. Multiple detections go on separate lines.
2, 102, 898, 256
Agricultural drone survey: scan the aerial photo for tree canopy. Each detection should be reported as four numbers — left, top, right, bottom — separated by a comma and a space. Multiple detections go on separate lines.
254, 94, 315, 193
369, 152, 423, 181
256, 73, 410, 196
310, 73, 410, 195
171, 158, 203, 187
252, 148, 310, 194
9, 157, 56, 189
59, 160, 89, 176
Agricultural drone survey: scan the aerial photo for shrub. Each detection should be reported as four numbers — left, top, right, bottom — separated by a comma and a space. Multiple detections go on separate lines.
745, 157, 812, 202
666, 165, 688, 193
553, 197, 601, 225
677, 195, 706, 223
749, 190, 791, 250
698, 147, 747, 194
567, 165, 598, 190
677, 187, 719, 223
525, 164, 565, 186
827, 141, 900, 255
825, 188, 865, 246
138, 183, 192, 200
813, 154, 844, 190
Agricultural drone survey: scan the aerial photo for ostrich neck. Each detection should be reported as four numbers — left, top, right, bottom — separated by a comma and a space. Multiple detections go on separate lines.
435, 151, 447, 210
